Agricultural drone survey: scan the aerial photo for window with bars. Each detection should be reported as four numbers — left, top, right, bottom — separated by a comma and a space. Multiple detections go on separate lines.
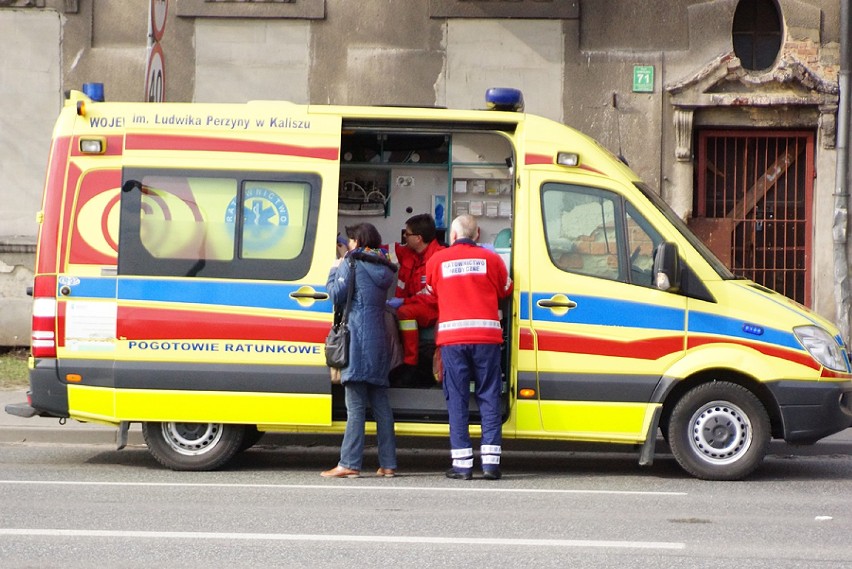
692, 131, 814, 305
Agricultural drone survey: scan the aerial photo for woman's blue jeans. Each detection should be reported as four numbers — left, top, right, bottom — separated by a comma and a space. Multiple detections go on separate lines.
339, 382, 397, 471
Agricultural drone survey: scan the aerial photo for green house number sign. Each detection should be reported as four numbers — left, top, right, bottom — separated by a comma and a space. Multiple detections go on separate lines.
633, 65, 654, 93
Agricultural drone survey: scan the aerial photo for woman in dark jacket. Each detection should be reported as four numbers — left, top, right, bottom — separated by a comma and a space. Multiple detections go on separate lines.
321, 223, 399, 478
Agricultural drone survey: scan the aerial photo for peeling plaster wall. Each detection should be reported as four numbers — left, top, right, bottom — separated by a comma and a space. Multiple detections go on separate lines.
309, 0, 443, 107
195, 19, 310, 103
0, 10, 60, 239
444, 19, 564, 120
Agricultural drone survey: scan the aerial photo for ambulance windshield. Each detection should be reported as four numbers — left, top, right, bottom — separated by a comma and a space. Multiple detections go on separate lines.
634, 183, 736, 280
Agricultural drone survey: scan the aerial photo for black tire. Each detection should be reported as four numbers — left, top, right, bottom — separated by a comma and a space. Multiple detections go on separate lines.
142, 422, 245, 471
668, 381, 770, 481
238, 426, 265, 452
659, 417, 670, 444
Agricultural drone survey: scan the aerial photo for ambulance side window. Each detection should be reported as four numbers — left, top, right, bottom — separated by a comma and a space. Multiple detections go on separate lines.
119, 169, 320, 281
542, 183, 623, 281
541, 183, 662, 287
240, 181, 311, 261
137, 175, 237, 262
624, 201, 663, 287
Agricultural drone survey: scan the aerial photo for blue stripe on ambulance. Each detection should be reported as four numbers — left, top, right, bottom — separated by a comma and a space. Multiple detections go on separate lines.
61, 276, 331, 313
521, 291, 803, 352
522, 292, 685, 331
686, 311, 801, 350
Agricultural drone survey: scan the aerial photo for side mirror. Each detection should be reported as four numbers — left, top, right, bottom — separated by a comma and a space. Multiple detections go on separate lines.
652, 242, 680, 292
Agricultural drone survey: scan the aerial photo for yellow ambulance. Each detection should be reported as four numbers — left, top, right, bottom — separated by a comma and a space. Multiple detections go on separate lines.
7, 85, 852, 480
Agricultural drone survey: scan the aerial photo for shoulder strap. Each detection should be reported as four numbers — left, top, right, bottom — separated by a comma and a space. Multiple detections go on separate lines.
341, 258, 356, 324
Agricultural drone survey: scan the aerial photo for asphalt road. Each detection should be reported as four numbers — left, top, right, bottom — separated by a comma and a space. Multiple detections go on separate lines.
1, 432, 851, 568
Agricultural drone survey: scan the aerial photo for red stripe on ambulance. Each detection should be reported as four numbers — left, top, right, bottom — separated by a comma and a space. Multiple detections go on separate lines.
533, 329, 684, 360
687, 335, 818, 370
117, 306, 329, 343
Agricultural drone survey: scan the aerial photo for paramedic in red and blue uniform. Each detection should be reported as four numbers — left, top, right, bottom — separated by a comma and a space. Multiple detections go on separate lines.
425, 214, 513, 480
392, 214, 445, 368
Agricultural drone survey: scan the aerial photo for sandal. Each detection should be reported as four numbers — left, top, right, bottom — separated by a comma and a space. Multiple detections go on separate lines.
320, 465, 360, 478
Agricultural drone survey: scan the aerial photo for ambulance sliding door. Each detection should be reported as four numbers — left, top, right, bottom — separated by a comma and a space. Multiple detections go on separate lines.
113, 163, 335, 427
525, 173, 687, 442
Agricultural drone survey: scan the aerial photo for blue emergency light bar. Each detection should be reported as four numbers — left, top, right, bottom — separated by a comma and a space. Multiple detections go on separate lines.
485, 88, 524, 112
82, 82, 105, 102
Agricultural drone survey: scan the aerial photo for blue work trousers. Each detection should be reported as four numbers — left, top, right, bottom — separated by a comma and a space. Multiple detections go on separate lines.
441, 343, 503, 472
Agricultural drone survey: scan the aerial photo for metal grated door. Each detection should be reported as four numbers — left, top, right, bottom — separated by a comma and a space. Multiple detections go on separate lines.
691, 130, 814, 305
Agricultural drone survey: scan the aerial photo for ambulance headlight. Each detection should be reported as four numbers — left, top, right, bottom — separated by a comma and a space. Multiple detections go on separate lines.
794, 326, 847, 372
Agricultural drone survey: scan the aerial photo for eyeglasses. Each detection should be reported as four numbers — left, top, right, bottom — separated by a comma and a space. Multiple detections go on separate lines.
402, 231, 419, 239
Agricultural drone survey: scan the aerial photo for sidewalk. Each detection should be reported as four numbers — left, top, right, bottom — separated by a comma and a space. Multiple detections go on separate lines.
2, 387, 851, 455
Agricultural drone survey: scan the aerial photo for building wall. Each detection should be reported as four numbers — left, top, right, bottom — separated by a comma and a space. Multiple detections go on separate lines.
0, 0, 844, 345
195, 19, 311, 103
0, 8, 61, 346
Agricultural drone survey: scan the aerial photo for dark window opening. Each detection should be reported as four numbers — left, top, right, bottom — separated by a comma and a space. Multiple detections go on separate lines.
732, 0, 783, 71
341, 132, 449, 165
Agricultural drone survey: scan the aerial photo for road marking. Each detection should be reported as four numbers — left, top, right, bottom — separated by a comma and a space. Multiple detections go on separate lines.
0, 528, 685, 550
0, 480, 686, 496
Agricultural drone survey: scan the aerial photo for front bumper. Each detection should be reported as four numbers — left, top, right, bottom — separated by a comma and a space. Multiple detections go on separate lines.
767, 379, 852, 444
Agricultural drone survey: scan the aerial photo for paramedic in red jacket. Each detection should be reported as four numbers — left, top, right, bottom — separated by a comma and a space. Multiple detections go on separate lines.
425, 214, 513, 480
391, 214, 445, 367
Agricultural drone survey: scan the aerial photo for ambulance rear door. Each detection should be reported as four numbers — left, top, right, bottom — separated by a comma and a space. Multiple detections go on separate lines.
110, 106, 342, 427
524, 170, 687, 442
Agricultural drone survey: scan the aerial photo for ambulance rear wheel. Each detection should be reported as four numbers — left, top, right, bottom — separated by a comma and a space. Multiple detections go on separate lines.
668, 382, 770, 481
142, 421, 244, 471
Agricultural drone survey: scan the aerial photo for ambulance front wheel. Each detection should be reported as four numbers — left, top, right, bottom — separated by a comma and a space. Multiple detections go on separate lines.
668, 382, 770, 481
142, 421, 245, 471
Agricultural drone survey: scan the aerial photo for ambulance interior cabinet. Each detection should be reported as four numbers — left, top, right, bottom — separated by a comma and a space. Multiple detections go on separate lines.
449, 133, 514, 248
450, 166, 512, 246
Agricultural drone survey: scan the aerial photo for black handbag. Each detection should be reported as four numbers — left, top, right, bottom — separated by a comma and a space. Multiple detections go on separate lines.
325, 259, 356, 370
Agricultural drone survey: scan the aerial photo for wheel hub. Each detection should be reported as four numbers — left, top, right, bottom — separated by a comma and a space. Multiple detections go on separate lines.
690, 401, 752, 464
161, 422, 224, 456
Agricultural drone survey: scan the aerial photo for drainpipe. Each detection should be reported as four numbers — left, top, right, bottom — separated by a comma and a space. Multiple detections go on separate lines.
833, 0, 851, 344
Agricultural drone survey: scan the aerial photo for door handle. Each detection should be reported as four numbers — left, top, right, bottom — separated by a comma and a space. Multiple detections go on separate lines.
537, 298, 577, 309
290, 292, 329, 300
289, 286, 330, 307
